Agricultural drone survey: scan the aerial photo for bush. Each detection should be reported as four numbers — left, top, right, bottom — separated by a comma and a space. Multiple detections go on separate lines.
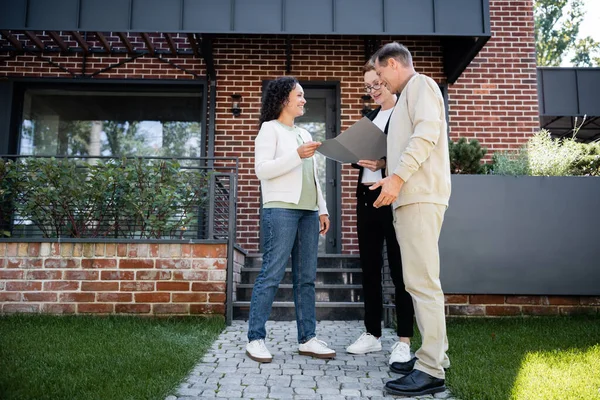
449, 138, 488, 174
1, 158, 210, 239
490, 148, 529, 176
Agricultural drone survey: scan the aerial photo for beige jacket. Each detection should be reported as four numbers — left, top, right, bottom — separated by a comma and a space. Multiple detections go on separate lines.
387, 73, 451, 208
254, 120, 328, 215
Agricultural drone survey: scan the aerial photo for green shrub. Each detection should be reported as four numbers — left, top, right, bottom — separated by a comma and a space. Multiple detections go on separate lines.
490, 147, 529, 176
527, 130, 585, 176
1, 158, 209, 239
449, 138, 488, 174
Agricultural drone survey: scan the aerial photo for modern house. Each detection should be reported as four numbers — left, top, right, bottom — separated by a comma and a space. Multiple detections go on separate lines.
1, 0, 598, 322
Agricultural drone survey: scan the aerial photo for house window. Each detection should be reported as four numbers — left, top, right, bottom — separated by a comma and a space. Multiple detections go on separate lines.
17, 85, 205, 157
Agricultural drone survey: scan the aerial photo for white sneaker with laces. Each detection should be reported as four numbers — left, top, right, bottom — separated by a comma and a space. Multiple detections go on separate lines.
389, 341, 412, 364
299, 337, 336, 359
346, 332, 382, 354
246, 339, 273, 363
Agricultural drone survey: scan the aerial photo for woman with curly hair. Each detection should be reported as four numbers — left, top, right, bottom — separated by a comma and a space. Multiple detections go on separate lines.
246, 76, 336, 363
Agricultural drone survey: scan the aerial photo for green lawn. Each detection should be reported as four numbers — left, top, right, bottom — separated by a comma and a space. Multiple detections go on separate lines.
0, 315, 225, 400
444, 316, 600, 400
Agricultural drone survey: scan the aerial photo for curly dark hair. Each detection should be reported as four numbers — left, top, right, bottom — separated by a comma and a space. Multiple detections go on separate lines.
259, 76, 299, 126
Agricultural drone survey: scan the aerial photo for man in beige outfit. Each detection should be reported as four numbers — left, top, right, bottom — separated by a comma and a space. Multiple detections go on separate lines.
370, 42, 451, 397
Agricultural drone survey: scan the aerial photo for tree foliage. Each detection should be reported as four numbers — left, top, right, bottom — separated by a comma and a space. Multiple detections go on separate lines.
535, 0, 600, 67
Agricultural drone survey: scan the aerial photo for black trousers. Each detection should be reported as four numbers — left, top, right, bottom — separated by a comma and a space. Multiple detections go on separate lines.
356, 184, 414, 338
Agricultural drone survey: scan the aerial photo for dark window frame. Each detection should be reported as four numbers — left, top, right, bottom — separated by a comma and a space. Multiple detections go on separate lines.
6, 78, 208, 157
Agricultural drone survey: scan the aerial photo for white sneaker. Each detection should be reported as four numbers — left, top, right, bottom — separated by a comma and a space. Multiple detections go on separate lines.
389, 341, 412, 364
246, 339, 273, 363
299, 337, 336, 359
346, 332, 382, 354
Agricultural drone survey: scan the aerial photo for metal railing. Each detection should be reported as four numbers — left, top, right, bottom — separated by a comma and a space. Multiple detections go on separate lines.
0, 155, 237, 242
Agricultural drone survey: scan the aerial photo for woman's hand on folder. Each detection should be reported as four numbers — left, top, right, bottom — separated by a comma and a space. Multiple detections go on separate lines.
357, 159, 385, 172
297, 141, 322, 158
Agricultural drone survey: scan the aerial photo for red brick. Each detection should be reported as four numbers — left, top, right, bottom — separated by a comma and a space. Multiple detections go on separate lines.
0, 243, 6, 256
181, 244, 192, 257
192, 244, 227, 258
486, 305, 521, 316
104, 243, 117, 257
117, 244, 128, 257
153, 304, 190, 314
81, 259, 117, 269
0, 270, 24, 279
547, 296, 579, 305
63, 271, 99, 280
18, 243, 28, 256
78, 303, 114, 313
27, 270, 62, 280
172, 293, 208, 302
81, 281, 119, 291
155, 259, 191, 270
559, 306, 597, 316
505, 296, 541, 305
59, 292, 96, 302
22, 292, 58, 302
134, 293, 170, 303
0, 292, 21, 301
6, 243, 17, 256
445, 295, 468, 304
44, 258, 79, 269
119, 259, 154, 269
44, 281, 80, 291
157, 282, 190, 291
209, 293, 226, 303
190, 303, 225, 314
172, 271, 208, 281
580, 297, 600, 306
101, 271, 135, 280
120, 282, 155, 291
3, 303, 40, 313
94, 243, 105, 256
149, 244, 159, 257
115, 304, 151, 313
192, 282, 226, 292
42, 303, 76, 314
191, 259, 226, 270
6, 281, 42, 291
97, 292, 133, 302
7, 258, 43, 268
521, 306, 559, 316
136, 271, 172, 280
470, 295, 505, 304
448, 305, 486, 316
27, 243, 41, 257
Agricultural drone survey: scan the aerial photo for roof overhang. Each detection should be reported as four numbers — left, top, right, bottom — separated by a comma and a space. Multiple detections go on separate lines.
0, 0, 491, 83
538, 67, 600, 142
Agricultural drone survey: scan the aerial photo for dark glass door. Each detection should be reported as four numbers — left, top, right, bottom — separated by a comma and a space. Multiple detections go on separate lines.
295, 86, 340, 254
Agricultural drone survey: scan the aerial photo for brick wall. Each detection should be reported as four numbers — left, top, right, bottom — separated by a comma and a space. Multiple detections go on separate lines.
446, 295, 599, 316
0, 242, 228, 315
0, 1, 540, 255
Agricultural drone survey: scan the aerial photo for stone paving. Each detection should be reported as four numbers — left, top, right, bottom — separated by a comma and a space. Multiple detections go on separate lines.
166, 320, 458, 400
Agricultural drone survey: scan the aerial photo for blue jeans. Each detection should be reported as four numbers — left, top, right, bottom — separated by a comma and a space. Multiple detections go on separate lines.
248, 208, 320, 344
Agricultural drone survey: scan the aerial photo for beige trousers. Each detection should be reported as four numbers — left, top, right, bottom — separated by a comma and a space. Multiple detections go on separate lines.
394, 202, 449, 379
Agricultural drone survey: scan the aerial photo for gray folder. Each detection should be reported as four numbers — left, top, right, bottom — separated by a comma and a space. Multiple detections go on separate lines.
316, 117, 387, 163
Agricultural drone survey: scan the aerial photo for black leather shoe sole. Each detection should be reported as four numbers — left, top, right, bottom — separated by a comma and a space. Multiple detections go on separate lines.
389, 357, 417, 374
384, 383, 447, 397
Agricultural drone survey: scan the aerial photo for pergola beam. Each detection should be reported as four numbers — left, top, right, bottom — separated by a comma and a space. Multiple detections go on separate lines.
117, 32, 134, 53
95, 32, 111, 53
140, 33, 154, 56
164, 33, 177, 55
24, 31, 44, 50
71, 31, 90, 54
0, 30, 23, 51
48, 31, 68, 52
187, 33, 199, 57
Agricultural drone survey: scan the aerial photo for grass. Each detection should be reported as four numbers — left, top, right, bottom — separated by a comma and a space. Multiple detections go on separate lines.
442, 316, 600, 400
0, 314, 225, 400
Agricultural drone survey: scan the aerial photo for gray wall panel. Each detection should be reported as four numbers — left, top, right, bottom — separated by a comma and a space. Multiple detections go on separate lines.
577, 69, 600, 116
384, 0, 434, 34
540, 69, 579, 116
80, 0, 132, 31
0, 81, 12, 154
183, 0, 232, 32
132, 0, 182, 31
440, 176, 600, 295
0, 0, 27, 29
435, 0, 483, 35
335, 0, 383, 34
28, 0, 80, 30
234, 0, 282, 33
285, 0, 333, 34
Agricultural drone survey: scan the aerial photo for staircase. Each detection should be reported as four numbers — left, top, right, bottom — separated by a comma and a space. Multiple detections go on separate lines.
233, 254, 366, 320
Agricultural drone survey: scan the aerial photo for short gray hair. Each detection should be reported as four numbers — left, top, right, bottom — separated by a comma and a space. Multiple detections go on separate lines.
371, 42, 412, 67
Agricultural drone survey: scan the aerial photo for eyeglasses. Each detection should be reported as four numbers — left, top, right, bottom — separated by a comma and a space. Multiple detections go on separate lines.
364, 82, 382, 93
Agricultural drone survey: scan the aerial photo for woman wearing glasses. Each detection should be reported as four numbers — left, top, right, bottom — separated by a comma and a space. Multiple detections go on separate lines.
346, 62, 415, 367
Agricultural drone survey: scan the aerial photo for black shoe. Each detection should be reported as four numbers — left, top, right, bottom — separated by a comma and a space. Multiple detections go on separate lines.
384, 369, 446, 397
390, 356, 417, 374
